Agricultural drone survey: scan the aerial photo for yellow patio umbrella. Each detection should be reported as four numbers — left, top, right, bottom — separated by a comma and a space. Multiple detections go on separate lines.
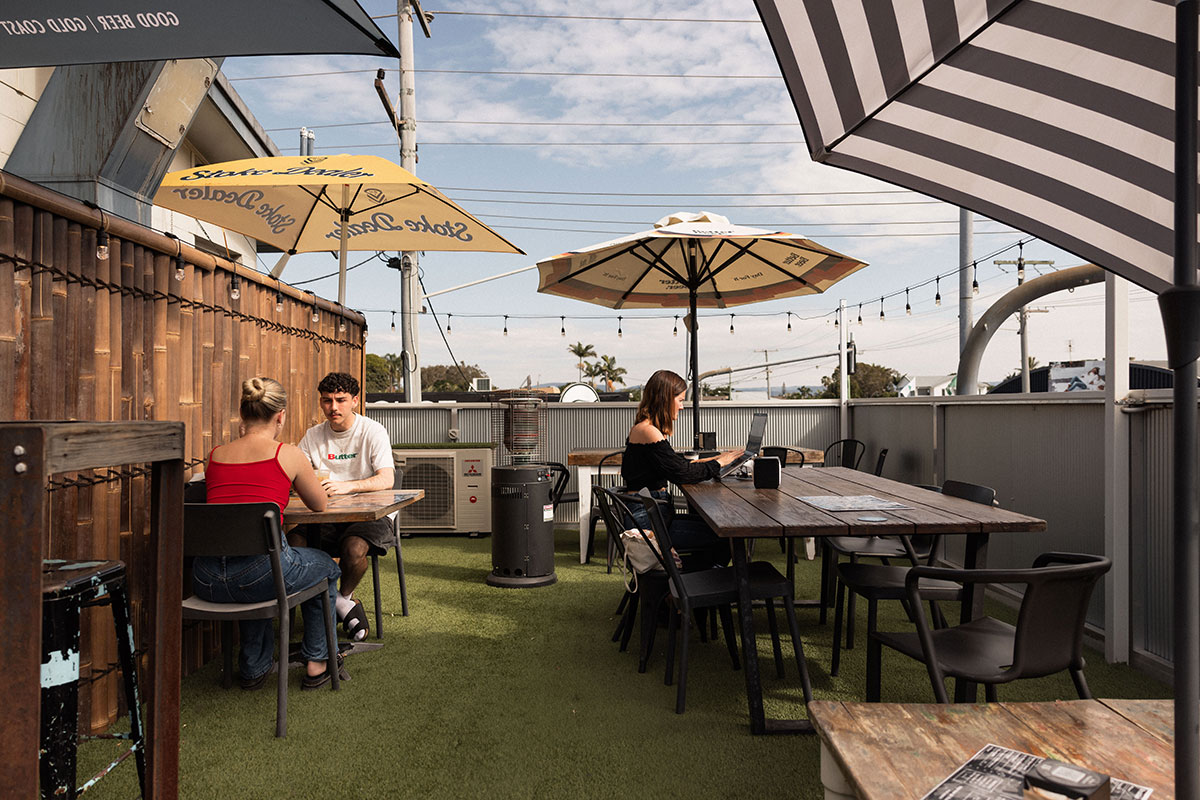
154, 154, 524, 304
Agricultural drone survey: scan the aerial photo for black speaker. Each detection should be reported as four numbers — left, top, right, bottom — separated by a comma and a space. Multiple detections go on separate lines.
753, 456, 780, 489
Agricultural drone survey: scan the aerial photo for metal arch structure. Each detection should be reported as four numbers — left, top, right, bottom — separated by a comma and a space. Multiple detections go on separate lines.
955, 265, 1106, 396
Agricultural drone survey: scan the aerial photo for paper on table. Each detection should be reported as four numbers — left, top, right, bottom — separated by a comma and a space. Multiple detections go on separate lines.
922, 744, 1152, 800
799, 494, 909, 512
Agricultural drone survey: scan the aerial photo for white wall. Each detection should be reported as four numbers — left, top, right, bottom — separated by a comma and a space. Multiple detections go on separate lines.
0, 67, 55, 170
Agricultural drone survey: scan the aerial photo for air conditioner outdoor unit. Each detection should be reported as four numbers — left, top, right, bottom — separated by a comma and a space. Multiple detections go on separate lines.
392, 448, 493, 535
470, 376, 491, 392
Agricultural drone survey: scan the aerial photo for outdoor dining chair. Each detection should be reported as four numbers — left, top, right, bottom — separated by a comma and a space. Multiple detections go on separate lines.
182, 502, 340, 738
583, 450, 624, 570
623, 490, 812, 714
761, 446, 806, 468
867, 552, 1111, 703
823, 438, 865, 469
829, 480, 995, 678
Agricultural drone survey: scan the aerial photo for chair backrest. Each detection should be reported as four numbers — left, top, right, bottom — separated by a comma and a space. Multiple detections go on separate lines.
873, 448, 888, 476
1012, 553, 1111, 677
183, 502, 290, 606
628, 490, 688, 591
762, 446, 805, 468
825, 439, 865, 469
594, 487, 631, 562
940, 479, 996, 507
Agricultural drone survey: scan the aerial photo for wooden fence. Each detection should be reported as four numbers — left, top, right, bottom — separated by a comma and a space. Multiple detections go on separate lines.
0, 169, 366, 734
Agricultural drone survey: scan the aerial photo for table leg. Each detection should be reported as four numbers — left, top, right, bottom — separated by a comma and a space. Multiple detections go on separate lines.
733, 538, 814, 735
954, 531, 990, 703
577, 466, 595, 564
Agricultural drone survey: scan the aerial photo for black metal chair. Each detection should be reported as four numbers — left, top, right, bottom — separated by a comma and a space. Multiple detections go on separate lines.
761, 446, 806, 468
583, 450, 625, 570
362, 467, 412, 637
824, 438, 866, 469
624, 491, 812, 714
594, 487, 669, 670
873, 448, 888, 476
867, 552, 1111, 703
182, 502, 340, 737
829, 480, 995, 677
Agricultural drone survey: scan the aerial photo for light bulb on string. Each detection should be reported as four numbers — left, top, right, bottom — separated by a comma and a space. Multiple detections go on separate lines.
311, 299, 319, 324
833, 315, 839, 328
935, 276, 942, 306
905, 288, 911, 316
673, 316, 679, 337
617, 316, 622, 338
446, 314, 452, 334
1017, 242, 1025, 284
786, 312, 792, 333
503, 315, 508, 336
560, 316, 565, 337
729, 314, 735, 335
390, 312, 396, 332
275, 291, 284, 313
229, 273, 240, 302
857, 303, 863, 325
972, 262, 979, 295
174, 254, 185, 282
96, 231, 109, 261
879, 297, 885, 321
338, 318, 346, 333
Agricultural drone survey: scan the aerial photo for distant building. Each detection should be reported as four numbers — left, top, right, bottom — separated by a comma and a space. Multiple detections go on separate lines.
989, 361, 1177, 393
898, 374, 955, 397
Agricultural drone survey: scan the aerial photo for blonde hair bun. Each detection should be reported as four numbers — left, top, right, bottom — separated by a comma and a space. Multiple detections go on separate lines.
239, 376, 287, 423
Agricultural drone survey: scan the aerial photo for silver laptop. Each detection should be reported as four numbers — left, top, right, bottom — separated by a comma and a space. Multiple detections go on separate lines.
718, 412, 767, 478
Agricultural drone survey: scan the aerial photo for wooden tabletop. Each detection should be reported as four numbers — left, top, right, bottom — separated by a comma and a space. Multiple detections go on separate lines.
809, 699, 1175, 800
282, 489, 424, 525
680, 466, 1045, 539
567, 446, 823, 466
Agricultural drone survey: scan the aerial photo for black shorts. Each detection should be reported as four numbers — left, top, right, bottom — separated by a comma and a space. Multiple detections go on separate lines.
293, 518, 394, 555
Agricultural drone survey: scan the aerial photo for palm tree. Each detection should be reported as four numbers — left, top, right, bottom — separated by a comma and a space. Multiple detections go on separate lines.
567, 341, 596, 382
383, 353, 405, 391
599, 354, 626, 391
582, 360, 604, 388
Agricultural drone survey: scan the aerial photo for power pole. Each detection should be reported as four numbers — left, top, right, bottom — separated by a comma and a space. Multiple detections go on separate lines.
754, 348, 779, 398
397, 0, 424, 402
995, 246, 1053, 392
958, 209, 974, 357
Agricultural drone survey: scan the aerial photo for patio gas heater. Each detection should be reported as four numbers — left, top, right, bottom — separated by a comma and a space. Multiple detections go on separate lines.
487, 392, 566, 587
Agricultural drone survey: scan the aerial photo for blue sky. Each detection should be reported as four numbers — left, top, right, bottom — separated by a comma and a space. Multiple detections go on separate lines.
220, 0, 1167, 390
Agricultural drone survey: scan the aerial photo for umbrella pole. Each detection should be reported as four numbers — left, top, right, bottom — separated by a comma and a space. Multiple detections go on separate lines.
690, 288, 701, 451
1167, 4, 1200, 797
337, 184, 350, 307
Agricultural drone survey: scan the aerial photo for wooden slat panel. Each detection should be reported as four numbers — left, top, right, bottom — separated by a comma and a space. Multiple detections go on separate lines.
30, 209, 53, 419
12, 202, 32, 418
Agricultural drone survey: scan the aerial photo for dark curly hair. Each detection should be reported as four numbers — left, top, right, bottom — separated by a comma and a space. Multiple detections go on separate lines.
317, 372, 360, 397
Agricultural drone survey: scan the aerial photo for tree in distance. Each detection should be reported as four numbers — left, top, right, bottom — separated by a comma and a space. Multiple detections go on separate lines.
567, 341, 596, 382
816, 362, 903, 398
598, 354, 627, 391
363, 354, 488, 393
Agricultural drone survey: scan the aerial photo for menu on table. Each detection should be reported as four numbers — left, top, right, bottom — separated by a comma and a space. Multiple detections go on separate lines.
921, 744, 1152, 800
798, 494, 910, 512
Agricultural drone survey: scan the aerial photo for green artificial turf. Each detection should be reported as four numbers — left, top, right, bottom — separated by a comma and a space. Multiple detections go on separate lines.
78, 533, 1170, 799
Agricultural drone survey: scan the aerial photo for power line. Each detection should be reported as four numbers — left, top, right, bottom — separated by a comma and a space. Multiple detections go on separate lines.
434, 186, 915, 198
436, 197, 945, 209
471, 211, 1016, 228
264, 119, 799, 131
483, 223, 1022, 238
227, 68, 777, 82
291, 140, 805, 148
380, 10, 760, 23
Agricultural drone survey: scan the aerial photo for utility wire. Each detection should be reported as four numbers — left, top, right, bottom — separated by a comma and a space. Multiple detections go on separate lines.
382, 10, 760, 23
293, 140, 805, 148
435, 186, 915, 197
227, 68, 777, 81
416, 273, 472, 387
265, 120, 799, 130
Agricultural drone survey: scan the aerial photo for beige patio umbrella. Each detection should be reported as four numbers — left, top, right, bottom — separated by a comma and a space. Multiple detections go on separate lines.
154, 154, 524, 304
536, 211, 867, 448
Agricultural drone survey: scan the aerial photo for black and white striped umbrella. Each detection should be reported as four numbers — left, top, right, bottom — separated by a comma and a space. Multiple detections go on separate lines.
755, 1, 1198, 791
755, 1, 1183, 294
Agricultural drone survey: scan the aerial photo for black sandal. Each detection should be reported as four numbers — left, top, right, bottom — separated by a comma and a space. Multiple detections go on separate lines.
342, 599, 369, 641
302, 653, 345, 690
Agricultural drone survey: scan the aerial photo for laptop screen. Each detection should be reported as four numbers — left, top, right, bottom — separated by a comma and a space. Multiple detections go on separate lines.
745, 412, 767, 455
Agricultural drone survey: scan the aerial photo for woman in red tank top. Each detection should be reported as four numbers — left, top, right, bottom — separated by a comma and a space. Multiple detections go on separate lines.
192, 377, 345, 690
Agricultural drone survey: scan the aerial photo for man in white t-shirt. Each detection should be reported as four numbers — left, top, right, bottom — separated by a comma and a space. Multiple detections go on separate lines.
292, 372, 394, 640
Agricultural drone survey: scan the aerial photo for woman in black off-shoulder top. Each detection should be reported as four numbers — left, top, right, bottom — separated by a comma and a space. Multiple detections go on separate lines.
621, 369, 743, 569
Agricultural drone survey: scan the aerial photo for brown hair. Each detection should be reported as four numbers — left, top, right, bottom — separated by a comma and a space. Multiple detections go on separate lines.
635, 369, 687, 436
240, 376, 287, 423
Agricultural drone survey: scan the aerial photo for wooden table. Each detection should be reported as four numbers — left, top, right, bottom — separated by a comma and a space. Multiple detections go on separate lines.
281, 489, 424, 525
809, 698, 1174, 800
680, 467, 1046, 735
567, 446, 824, 563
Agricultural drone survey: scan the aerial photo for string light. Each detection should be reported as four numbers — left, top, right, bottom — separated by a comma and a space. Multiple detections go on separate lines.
786, 311, 792, 333
338, 318, 346, 333
879, 297, 885, 321
503, 315, 508, 336
560, 316, 565, 337
833, 315, 838, 328
1017, 242, 1025, 284
857, 303, 863, 325
96, 231, 109, 261
311, 297, 319, 323
905, 288, 911, 316
729, 313, 735, 334
446, 313, 452, 334
617, 315, 623, 338
673, 316, 679, 337
972, 261, 979, 295
229, 273, 241, 301
274, 291, 283, 313
935, 276, 942, 306
174, 254, 185, 282
391, 311, 396, 331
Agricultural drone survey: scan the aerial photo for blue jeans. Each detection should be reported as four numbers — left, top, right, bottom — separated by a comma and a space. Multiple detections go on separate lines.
625, 489, 730, 570
192, 546, 341, 679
